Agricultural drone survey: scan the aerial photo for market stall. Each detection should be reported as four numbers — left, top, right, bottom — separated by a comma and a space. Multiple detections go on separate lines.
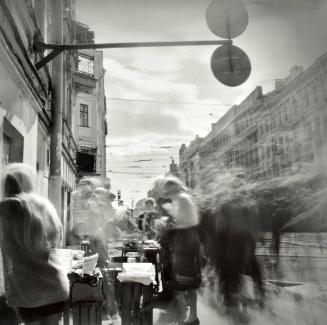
57, 236, 161, 325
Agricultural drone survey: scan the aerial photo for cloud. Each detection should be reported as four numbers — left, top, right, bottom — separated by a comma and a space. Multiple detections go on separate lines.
76, 0, 211, 43
107, 103, 191, 138
103, 56, 199, 100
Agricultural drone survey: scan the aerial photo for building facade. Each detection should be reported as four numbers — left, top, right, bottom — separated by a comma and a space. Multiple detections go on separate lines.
0, 0, 109, 235
168, 158, 180, 178
73, 21, 108, 182
179, 136, 203, 188
179, 53, 327, 188
257, 61, 327, 178
0, 0, 53, 196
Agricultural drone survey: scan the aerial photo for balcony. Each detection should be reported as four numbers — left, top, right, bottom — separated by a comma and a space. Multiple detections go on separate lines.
73, 72, 97, 89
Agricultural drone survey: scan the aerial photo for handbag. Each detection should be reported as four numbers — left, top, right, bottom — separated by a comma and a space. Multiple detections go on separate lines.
68, 272, 106, 304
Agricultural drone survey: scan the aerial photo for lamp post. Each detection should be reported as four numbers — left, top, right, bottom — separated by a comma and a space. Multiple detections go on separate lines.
48, 0, 63, 221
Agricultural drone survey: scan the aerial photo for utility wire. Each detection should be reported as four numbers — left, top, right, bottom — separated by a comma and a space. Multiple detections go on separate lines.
107, 97, 233, 107
108, 171, 161, 175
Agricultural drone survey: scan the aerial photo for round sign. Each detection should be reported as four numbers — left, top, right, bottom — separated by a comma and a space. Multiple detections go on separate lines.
211, 45, 251, 87
205, 0, 249, 39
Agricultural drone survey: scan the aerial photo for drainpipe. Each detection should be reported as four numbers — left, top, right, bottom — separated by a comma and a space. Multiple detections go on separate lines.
49, 0, 63, 221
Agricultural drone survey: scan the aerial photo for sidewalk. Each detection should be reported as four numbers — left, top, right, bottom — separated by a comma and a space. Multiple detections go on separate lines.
157, 280, 327, 325
104, 280, 327, 325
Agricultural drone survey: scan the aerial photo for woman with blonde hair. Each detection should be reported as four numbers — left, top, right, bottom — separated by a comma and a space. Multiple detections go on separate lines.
154, 176, 201, 325
0, 163, 69, 325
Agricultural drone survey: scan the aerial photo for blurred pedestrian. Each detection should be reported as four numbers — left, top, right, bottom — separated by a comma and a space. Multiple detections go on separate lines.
70, 177, 102, 230
76, 184, 121, 324
153, 176, 201, 325
0, 163, 69, 325
138, 198, 157, 239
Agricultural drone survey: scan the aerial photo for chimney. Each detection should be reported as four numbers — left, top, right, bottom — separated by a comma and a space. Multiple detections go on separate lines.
287, 66, 303, 83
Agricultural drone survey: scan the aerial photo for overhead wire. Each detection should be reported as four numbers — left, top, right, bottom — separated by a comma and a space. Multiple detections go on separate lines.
106, 97, 233, 107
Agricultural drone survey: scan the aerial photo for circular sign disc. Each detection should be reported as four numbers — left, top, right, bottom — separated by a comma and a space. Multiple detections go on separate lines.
211, 45, 251, 87
206, 0, 249, 39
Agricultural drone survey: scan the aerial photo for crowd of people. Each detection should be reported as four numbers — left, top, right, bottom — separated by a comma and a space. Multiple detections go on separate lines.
0, 162, 265, 325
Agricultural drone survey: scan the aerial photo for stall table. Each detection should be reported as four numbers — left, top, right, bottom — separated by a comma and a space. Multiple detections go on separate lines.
108, 262, 156, 325
121, 282, 153, 325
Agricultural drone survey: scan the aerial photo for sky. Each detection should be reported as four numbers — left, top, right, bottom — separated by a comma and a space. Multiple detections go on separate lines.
75, 0, 327, 206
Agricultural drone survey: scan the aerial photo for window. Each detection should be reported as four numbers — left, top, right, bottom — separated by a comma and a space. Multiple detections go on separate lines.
3, 118, 24, 164
3, 134, 10, 165
80, 104, 89, 127
285, 104, 288, 121
76, 152, 96, 173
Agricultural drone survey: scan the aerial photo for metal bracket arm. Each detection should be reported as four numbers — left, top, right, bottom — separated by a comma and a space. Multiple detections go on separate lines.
35, 48, 63, 70
34, 39, 232, 70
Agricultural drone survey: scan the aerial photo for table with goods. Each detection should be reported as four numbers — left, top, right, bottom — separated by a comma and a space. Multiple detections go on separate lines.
56, 235, 161, 325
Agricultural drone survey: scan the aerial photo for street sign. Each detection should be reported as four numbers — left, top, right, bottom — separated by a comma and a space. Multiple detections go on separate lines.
205, 0, 249, 39
210, 44, 251, 87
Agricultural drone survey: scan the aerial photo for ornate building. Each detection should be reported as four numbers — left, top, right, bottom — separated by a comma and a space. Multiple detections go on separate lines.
73, 21, 108, 181
179, 53, 327, 188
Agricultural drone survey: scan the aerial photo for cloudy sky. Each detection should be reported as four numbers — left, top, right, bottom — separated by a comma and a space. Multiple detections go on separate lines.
75, 0, 327, 205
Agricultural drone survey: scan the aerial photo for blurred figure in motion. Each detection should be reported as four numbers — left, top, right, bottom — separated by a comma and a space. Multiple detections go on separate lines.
137, 197, 158, 239
153, 176, 201, 325
197, 171, 265, 324
154, 195, 175, 305
0, 163, 69, 325
88, 187, 116, 223
69, 182, 119, 262
69, 181, 122, 324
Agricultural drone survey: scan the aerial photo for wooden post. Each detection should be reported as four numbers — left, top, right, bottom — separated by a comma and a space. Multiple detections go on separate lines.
132, 284, 142, 325
120, 282, 153, 325
121, 283, 133, 325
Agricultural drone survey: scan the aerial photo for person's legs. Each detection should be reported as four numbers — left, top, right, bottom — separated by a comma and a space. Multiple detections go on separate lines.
0, 295, 19, 325
186, 290, 198, 323
174, 291, 188, 322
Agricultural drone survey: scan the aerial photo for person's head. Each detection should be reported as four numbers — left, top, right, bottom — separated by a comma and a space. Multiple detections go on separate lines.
151, 176, 166, 199
91, 187, 111, 206
144, 198, 155, 211
109, 192, 116, 202
162, 176, 188, 197
77, 177, 102, 201
1, 163, 36, 199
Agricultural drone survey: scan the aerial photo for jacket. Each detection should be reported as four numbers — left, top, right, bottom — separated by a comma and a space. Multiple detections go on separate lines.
0, 194, 69, 308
